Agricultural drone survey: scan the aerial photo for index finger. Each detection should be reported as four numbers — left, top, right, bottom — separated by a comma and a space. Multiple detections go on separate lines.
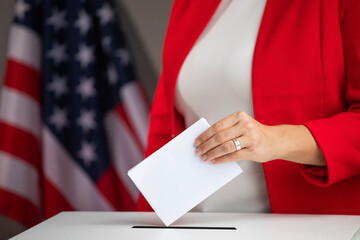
194, 112, 245, 146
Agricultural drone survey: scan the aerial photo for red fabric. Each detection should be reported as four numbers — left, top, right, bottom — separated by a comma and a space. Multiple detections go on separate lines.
0, 189, 39, 227
0, 121, 41, 168
4, 59, 40, 102
43, 179, 74, 220
137, 0, 360, 214
115, 104, 144, 152
96, 167, 136, 211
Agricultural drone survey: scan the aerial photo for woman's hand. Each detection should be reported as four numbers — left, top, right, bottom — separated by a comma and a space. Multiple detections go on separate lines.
194, 111, 276, 164
194, 111, 326, 166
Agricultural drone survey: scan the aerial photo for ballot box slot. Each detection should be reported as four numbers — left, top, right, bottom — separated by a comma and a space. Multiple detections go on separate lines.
132, 226, 237, 230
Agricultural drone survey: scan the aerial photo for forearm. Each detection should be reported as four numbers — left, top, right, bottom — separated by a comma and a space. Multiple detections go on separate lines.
269, 124, 326, 166
194, 111, 327, 166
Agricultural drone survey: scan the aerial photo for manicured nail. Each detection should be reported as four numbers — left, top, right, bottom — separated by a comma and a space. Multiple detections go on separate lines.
201, 155, 207, 161
211, 160, 216, 164
194, 139, 200, 146
195, 148, 202, 155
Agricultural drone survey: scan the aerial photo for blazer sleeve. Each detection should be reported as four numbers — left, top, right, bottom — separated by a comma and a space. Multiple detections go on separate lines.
136, 72, 172, 211
299, 0, 360, 187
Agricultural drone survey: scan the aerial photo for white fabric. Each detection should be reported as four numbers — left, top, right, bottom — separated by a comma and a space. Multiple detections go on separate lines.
104, 110, 143, 201
0, 151, 40, 207
0, 86, 41, 138
174, 0, 271, 213
8, 24, 41, 70
119, 82, 149, 150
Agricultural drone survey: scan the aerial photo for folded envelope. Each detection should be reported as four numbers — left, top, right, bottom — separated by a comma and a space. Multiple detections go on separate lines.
128, 118, 243, 226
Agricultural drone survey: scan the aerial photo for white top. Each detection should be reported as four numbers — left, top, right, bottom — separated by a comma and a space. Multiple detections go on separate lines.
174, 0, 271, 212
12, 212, 360, 240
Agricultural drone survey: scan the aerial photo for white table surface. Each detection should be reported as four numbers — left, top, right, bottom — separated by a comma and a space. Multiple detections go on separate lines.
11, 212, 360, 240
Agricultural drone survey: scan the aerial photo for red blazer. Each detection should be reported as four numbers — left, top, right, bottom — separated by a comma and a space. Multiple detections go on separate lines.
137, 0, 360, 214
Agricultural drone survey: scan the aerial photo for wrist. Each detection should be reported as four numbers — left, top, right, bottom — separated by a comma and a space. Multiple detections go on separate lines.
265, 124, 294, 161
267, 124, 326, 166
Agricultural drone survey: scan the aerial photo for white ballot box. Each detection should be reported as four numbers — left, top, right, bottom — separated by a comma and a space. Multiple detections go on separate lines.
10, 212, 360, 240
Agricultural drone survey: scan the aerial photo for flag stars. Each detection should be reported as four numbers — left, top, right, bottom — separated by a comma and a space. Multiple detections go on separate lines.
116, 48, 131, 66
75, 10, 91, 36
47, 42, 67, 65
107, 64, 118, 86
78, 141, 97, 167
49, 107, 69, 132
76, 77, 96, 100
77, 109, 96, 133
47, 9, 67, 31
76, 43, 94, 69
47, 75, 68, 98
15, 0, 30, 20
96, 3, 114, 25
102, 36, 111, 54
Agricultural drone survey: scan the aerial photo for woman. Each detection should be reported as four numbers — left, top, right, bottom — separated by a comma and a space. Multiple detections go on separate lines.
137, 0, 360, 214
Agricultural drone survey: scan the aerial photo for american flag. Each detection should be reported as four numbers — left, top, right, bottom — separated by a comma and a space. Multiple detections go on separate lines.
0, 0, 149, 227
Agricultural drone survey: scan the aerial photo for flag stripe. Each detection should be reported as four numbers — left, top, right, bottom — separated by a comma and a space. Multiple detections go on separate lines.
0, 87, 41, 139
8, 24, 41, 70
43, 178, 75, 219
96, 166, 136, 211
115, 104, 144, 153
96, 167, 122, 211
43, 127, 115, 211
0, 151, 40, 208
4, 59, 40, 102
120, 81, 149, 150
0, 188, 40, 228
0, 121, 41, 168
104, 110, 142, 201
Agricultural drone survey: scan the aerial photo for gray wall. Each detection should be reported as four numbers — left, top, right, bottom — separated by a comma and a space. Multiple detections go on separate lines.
0, 0, 172, 239
0, 1, 14, 94
115, 0, 173, 100
0, 2, 24, 239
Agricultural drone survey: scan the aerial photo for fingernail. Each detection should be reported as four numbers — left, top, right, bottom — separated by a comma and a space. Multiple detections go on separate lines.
201, 155, 207, 161
211, 160, 216, 164
194, 139, 200, 146
195, 148, 202, 155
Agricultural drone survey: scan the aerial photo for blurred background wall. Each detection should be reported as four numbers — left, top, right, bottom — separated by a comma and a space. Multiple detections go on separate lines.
0, 1, 14, 96
0, 0, 172, 239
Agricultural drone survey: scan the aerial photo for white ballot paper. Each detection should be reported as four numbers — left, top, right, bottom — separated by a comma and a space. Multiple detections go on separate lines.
128, 118, 243, 226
